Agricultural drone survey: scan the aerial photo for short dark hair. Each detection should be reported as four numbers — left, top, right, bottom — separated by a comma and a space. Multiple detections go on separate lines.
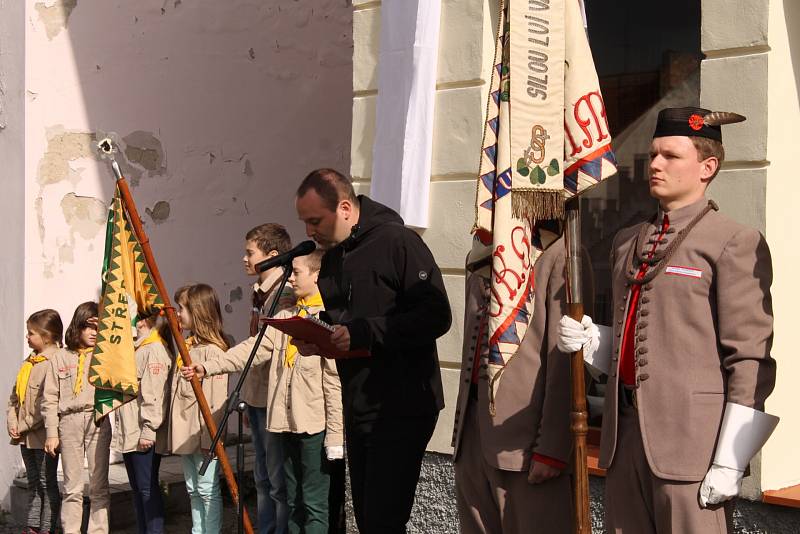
27, 309, 63, 347
245, 223, 292, 255
296, 168, 357, 212
65, 301, 98, 351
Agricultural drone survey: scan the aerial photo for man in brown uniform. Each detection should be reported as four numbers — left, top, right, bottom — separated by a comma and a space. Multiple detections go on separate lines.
452, 233, 582, 534
559, 107, 779, 533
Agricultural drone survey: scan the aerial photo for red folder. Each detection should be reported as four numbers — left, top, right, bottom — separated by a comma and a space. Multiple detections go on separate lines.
263, 316, 371, 360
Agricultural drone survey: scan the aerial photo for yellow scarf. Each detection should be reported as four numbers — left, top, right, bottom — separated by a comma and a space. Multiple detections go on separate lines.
138, 328, 165, 349
285, 292, 324, 367
175, 335, 196, 370
15, 353, 48, 406
73, 347, 93, 395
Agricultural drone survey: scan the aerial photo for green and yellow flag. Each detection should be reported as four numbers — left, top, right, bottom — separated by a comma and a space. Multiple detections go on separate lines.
89, 185, 163, 421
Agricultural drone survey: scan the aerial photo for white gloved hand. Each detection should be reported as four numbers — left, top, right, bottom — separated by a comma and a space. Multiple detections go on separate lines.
557, 315, 598, 354
558, 315, 610, 377
699, 464, 743, 507
326, 445, 344, 461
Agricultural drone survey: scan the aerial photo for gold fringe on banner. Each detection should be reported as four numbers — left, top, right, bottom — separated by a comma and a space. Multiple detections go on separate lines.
511, 189, 565, 221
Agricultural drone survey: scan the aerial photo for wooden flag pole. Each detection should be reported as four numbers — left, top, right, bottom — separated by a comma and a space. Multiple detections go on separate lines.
564, 198, 591, 534
103, 146, 254, 534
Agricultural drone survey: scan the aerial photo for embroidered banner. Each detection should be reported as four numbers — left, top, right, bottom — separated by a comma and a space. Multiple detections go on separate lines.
472, 0, 617, 407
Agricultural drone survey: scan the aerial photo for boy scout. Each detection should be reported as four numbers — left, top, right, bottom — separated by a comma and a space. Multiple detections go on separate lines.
559, 107, 779, 533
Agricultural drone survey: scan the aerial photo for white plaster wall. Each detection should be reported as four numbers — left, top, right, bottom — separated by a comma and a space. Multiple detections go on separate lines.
0, 0, 29, 506
351, 0, 496, 453
2, 0, 353, 507
761, 0, 800, 493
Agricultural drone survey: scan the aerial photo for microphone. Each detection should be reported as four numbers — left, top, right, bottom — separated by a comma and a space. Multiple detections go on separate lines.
255, 240, 317, 273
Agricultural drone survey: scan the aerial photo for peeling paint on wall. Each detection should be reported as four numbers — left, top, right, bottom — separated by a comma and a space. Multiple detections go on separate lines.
34, 0, 78, 40
60, 193, 106, 240
37, 127, 97, 186
123, 130, 167, 179
145, 200, 171, 224
229, 286, 243, 303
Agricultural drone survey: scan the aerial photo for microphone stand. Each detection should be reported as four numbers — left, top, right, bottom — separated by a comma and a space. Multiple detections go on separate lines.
200, 262, 293, 534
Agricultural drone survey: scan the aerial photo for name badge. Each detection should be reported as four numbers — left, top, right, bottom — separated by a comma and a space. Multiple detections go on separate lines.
665, 265, 702, 278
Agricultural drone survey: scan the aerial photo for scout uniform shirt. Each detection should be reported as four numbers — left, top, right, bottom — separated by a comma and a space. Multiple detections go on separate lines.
167, 340, 229, 455
600, 198, 776, 480
243, 270, 295, 409
203, 303, 344, 449
113, 332, 172, 454
7, 345, 63, 449
42, 346, 99, 439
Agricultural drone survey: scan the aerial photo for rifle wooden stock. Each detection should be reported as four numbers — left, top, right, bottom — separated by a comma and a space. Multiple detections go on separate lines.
565, 200, 591, 534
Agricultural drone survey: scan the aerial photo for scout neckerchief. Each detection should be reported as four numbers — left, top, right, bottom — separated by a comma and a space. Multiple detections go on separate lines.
137, 328, 165, 349
175, 335, 196, 370
284, 292, 324, 368
73, 347, 93, 395
15, 352, 48, 405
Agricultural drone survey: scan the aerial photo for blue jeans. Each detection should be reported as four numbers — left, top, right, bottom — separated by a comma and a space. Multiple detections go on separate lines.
123, 449, 164, 534
248, 405, 289, 534
182, 453, 222, 534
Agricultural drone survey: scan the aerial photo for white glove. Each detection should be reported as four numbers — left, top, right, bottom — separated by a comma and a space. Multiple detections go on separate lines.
557, 315, 611, 378
698, 402, 779, 508
326, 445, 344, 460
557, 315, 595, 353
699, 464, 743, 507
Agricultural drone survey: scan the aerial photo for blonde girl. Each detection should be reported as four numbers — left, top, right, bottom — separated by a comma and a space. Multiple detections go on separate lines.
113, 311, 174, 534
42, 301, 111, 534
7, 309, 64, 534
167, 284, 230, 534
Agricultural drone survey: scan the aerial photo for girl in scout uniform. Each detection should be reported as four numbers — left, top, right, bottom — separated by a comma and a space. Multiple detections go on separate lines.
7, 309, 64, 534
113, 312, 174, 534
182, 251, 344, 534
167, 284, 230, 534
42, 301, 112, 534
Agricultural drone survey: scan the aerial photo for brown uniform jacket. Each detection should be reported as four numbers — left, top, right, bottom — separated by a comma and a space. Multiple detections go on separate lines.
203, 306, 344, 448
167, 343, 229, 455
42, 347, 98, 439
6, 346, 62, 449
600, 197, 776, 481
451, 238, 574, 471
113, 340, 173, 454
243, 272, 295, 408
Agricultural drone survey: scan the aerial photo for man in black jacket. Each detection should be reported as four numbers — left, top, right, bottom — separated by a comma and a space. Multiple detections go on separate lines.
294, 168, 452, 533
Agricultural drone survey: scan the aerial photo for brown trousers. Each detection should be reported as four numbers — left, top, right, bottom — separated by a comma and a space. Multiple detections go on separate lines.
605, 405, 733, 534
59, 411, 112, 534
454, 399, 573, 534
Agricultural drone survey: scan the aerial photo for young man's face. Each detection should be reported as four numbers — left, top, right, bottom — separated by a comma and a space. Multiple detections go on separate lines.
295, 189, 353, 249
288, 256, 319, 300
648, 136, 717, 209
243, 240, 276, 276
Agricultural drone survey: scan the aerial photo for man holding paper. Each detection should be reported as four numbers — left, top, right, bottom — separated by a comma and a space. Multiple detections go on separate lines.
293, 168, 452, 534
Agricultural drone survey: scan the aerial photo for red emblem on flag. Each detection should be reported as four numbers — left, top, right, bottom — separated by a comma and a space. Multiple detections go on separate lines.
688, 114, 704, 131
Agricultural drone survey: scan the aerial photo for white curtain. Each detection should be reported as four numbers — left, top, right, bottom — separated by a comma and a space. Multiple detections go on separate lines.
369, 0, 441, 229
